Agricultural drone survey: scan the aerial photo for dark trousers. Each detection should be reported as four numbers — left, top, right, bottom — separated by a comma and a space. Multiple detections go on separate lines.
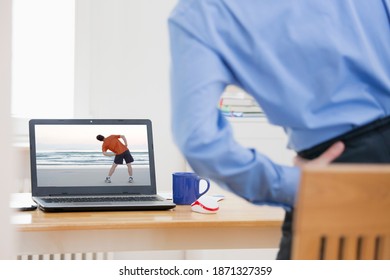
276, 116, 390, 260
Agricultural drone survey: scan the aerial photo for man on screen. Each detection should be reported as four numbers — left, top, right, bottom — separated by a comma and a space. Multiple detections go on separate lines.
96, 134, 134, 183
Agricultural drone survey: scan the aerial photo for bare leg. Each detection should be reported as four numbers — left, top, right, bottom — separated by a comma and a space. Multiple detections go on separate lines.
126, 163, 133, 176
108, 163, 118, 177
126, 163, 133, 183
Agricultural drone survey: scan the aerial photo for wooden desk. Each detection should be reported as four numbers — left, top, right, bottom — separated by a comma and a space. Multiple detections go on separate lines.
13, 192, 284, 256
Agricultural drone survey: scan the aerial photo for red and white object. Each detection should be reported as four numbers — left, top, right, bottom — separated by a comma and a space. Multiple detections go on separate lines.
191, 195, 219, 214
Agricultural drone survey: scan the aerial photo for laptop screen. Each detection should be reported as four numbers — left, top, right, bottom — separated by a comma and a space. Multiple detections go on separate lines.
29, 119, 157, 196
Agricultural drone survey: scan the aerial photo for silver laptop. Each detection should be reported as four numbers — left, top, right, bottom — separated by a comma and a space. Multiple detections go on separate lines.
29, 119, 176, 212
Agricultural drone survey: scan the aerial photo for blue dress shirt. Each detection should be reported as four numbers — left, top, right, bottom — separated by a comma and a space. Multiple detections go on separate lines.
168, 0, 390, 209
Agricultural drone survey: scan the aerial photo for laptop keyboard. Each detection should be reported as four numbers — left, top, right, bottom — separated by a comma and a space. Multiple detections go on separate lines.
42, 196, 164, 203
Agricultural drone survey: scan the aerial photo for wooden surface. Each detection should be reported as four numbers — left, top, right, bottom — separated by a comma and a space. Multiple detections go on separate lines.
293, 164, 390, 260
13, 190, 284, 255
14, 191, 283, 231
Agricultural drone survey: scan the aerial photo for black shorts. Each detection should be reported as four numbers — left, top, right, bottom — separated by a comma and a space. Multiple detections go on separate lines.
114, 150, 134, 165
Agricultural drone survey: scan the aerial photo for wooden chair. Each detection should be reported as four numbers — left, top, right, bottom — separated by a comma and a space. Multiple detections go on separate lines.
292, 164, 390, 260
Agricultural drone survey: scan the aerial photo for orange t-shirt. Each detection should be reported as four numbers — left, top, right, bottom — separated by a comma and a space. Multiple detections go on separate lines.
102, 135, 128, 155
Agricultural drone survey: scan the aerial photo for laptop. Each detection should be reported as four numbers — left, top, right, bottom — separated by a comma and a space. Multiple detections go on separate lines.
29, 119, 176, 212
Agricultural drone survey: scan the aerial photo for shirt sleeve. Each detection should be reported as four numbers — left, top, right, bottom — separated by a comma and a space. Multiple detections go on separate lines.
168, 21, 300, 210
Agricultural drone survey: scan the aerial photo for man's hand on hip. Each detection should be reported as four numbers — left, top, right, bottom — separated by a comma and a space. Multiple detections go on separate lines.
294, 141, 345, 168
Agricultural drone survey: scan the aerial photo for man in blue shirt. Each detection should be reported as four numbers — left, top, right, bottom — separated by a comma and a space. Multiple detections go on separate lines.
168, 0, 390, 259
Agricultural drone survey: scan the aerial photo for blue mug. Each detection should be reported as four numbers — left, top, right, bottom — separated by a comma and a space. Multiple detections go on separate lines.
172, 172, 210, 205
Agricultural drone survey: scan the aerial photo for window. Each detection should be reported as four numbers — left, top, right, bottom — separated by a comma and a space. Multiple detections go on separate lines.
12, 0, 75, 118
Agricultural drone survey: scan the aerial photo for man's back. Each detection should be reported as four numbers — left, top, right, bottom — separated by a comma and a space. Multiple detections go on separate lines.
103, 135, 127, 155
169, 0, 390, 261
169, 0, 390, 151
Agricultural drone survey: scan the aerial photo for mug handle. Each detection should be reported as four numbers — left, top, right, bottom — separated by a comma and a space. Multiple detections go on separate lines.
198, 177, 210, 197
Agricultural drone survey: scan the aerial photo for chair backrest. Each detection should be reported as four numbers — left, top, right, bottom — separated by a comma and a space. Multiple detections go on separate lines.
292, 164, 390, 260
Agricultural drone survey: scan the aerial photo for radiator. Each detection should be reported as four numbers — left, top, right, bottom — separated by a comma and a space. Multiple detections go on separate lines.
17, 252, 113, 260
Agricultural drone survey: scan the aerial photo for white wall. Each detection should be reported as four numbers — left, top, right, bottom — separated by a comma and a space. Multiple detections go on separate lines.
75, 0, 184, 191
0, 0, 15, 259
7, 1, 283, 260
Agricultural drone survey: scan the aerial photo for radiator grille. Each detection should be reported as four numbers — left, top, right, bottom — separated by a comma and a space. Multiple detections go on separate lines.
17, 252, 113, 260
